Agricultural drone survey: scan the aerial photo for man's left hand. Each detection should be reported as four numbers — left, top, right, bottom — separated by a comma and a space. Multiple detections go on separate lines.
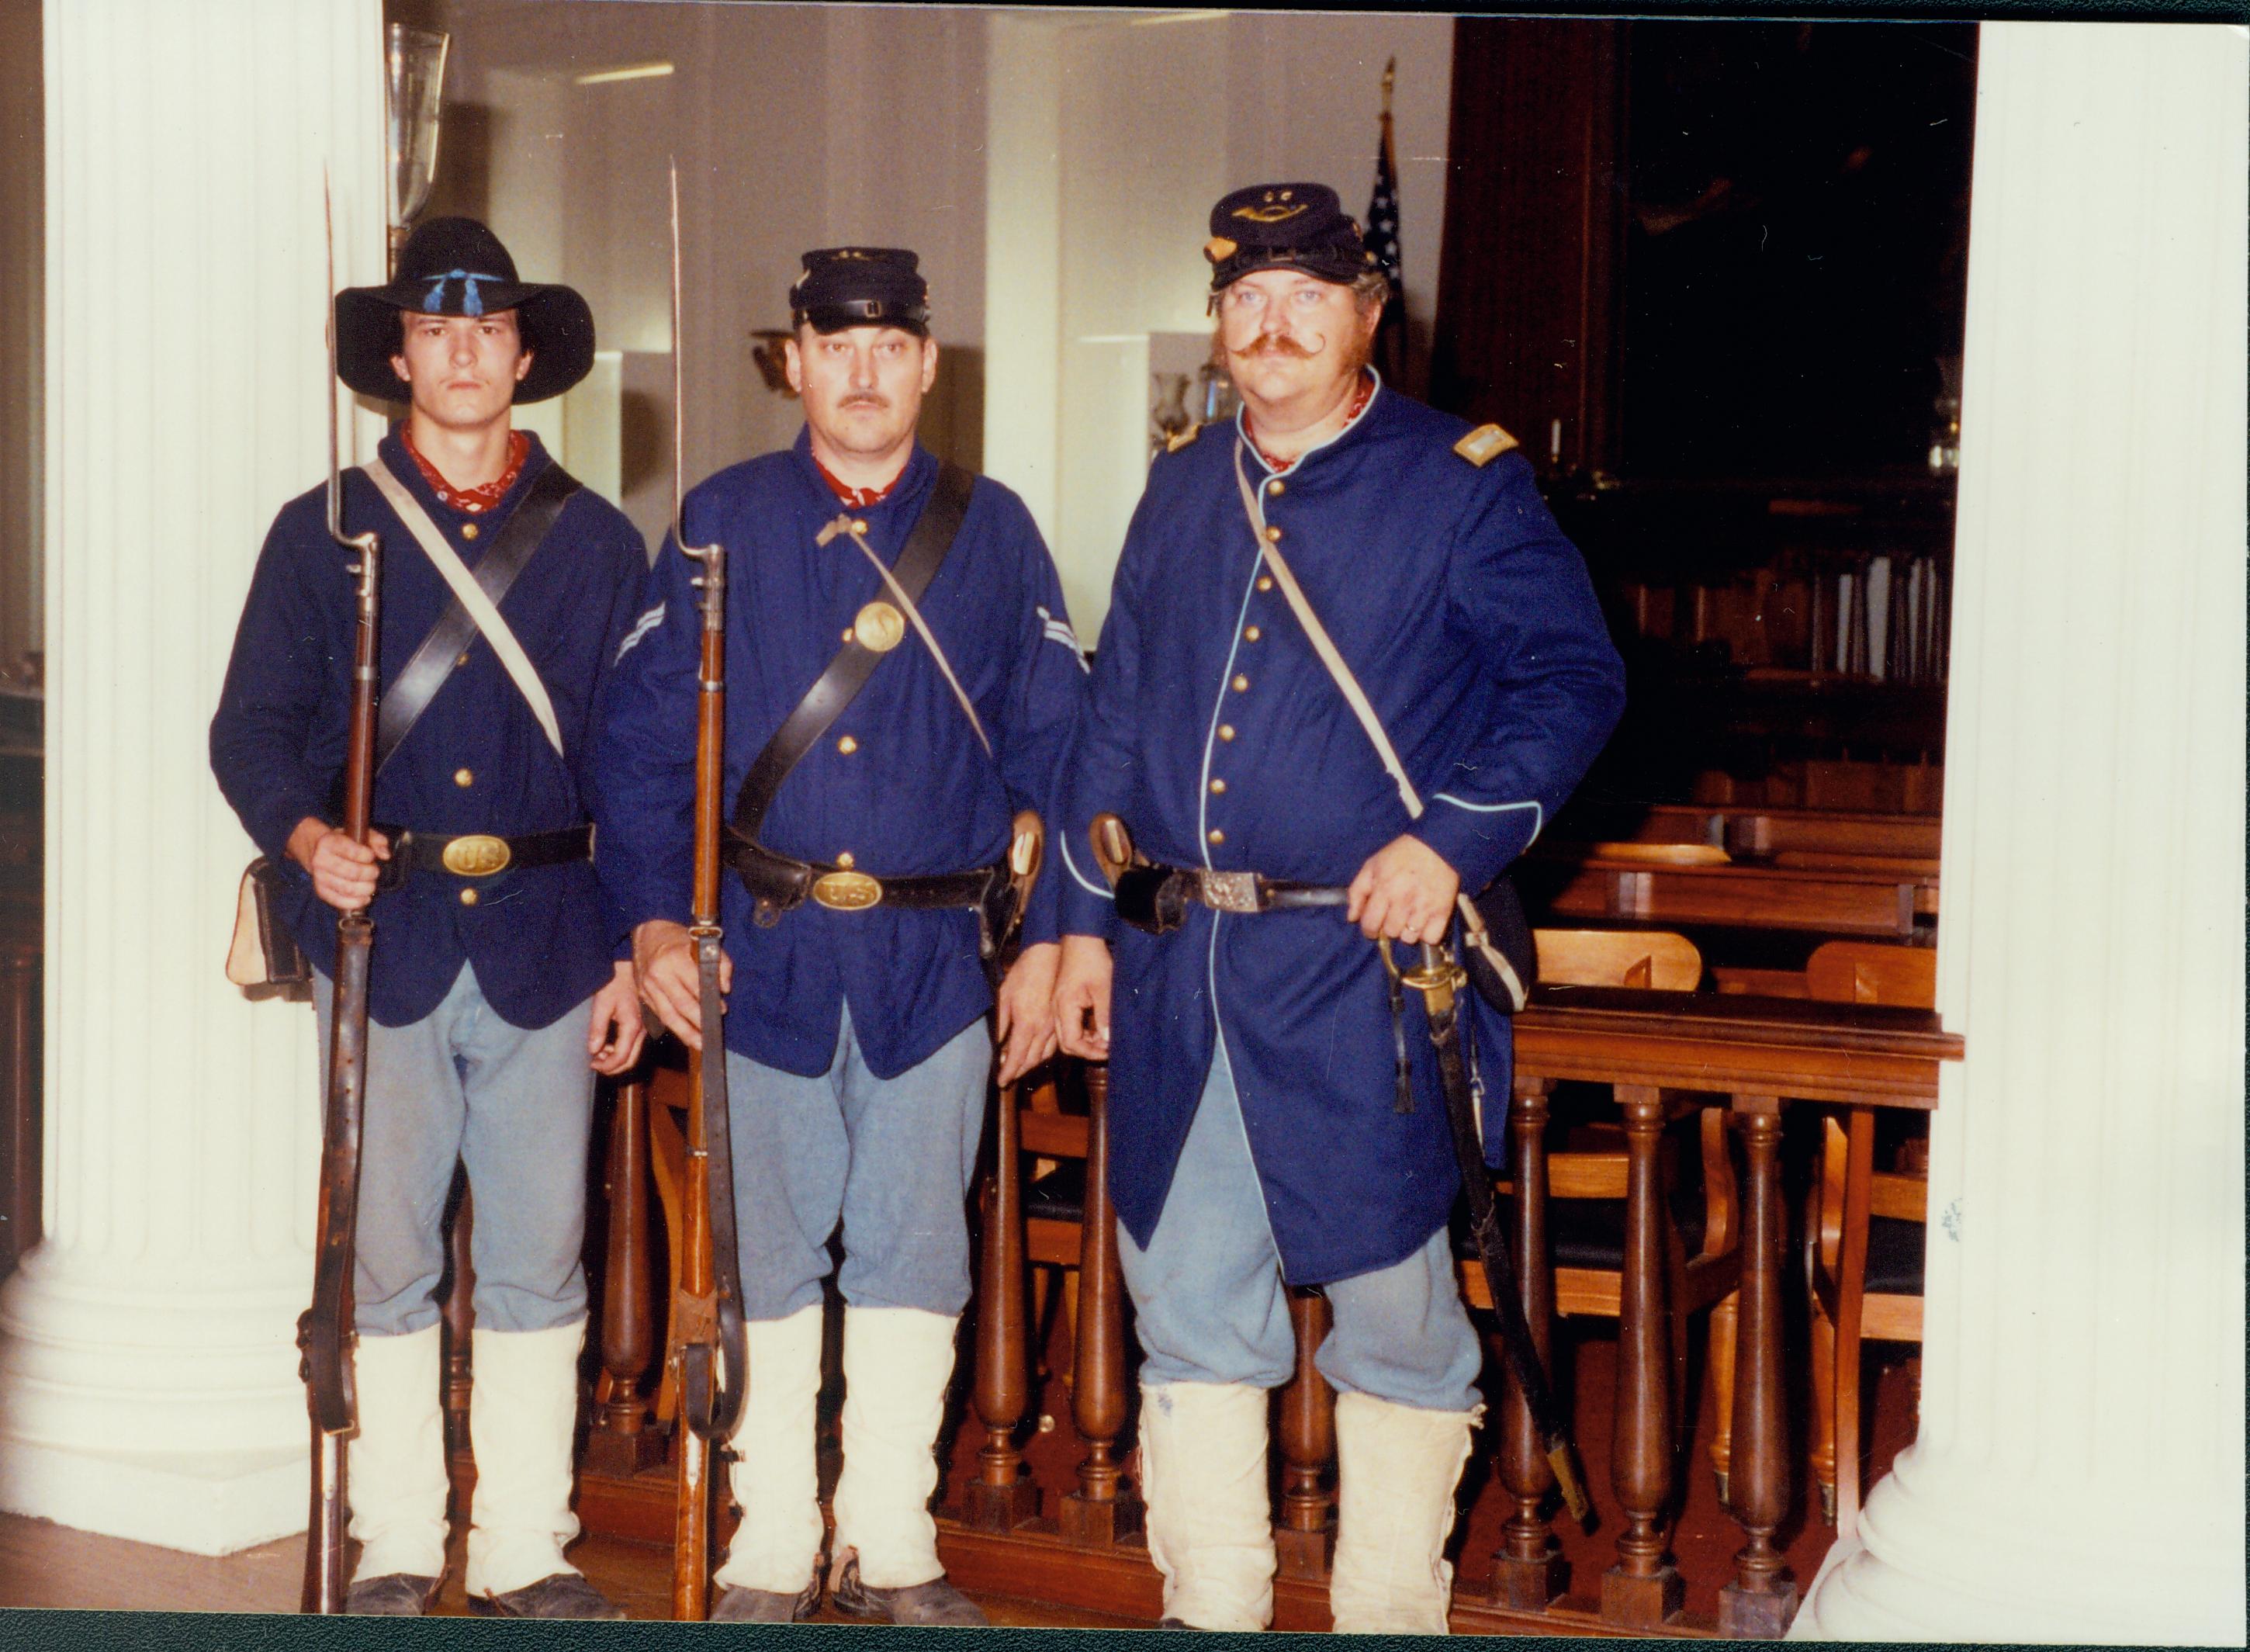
587, 961, 647, 1075
1345, 835, 1461, 945
995, 941, 1061, 1086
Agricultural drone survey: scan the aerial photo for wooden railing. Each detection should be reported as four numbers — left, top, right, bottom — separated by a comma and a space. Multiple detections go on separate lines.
566, 990, 1959, 1637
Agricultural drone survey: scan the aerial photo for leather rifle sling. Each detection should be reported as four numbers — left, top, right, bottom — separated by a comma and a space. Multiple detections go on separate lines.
370, 459, 581, 773
731, 461, 975, 841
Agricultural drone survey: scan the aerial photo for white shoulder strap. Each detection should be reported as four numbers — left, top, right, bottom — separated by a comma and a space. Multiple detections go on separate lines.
1231, 439, 1508, 958
363, 455, 566, 761
1234, 442, 1421, 819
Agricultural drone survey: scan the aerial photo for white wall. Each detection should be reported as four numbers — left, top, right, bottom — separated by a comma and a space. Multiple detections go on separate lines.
420, 2, 1449, 638
983, 8, 1454, 639
424, 0, 992, 555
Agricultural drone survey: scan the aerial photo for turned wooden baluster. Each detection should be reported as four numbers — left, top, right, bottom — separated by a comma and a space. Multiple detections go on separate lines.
966, 1076, 1040, 1529
1275, 1287, 1335, 1577
586, 1078, 663, 1476
1600, 1084, 1682, 1629
441, 1172, 475, 1462
1, 941, 39, 1269
1059, 1062, 1141, 1545
1718, 1096, 1798, 1637
1490, 1075, 1566, 1610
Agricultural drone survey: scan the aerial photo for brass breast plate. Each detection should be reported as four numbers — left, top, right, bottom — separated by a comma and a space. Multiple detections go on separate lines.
853, 601, 905, 653
811, 870, 884, 911
441, 834, 512, 877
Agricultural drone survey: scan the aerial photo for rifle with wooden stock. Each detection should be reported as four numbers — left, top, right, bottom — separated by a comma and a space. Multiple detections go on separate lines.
299, 174, 383, 1616
666, 157, 751, 1621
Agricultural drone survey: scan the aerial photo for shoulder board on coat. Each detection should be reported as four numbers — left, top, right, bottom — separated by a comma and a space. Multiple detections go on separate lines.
1453, 423, 1520, 467
1164, 422, 1203, 454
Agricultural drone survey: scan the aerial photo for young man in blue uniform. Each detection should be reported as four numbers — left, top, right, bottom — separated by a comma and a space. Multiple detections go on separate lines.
597, 248, 1086, 1626
210, 219, 647, 1619
1052, 183, 1626, 1633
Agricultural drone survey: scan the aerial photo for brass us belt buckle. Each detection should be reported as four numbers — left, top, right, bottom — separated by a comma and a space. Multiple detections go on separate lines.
810, 869, 883, 911
441, 834, 512, 877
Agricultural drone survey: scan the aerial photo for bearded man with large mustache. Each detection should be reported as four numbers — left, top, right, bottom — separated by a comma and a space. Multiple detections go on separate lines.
1052, 183, 1625, 1634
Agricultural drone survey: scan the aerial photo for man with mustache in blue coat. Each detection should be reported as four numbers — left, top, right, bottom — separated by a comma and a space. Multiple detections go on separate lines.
1054, 183, 1625, 1634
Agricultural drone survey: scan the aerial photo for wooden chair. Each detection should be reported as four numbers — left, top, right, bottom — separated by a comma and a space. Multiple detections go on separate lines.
1802, 940, 1935, 1537
1459, 930, 1747, 1503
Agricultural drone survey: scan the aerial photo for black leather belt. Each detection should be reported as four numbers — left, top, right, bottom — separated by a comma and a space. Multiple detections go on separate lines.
1113, 862, 1348, 934
727, 833, 1020, 961
376, 823, 594, 890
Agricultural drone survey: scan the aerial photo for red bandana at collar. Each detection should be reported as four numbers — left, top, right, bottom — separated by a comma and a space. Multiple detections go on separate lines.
403, 428, 531, 514
1242, 370, 1376, 476
813, 452, 905, 511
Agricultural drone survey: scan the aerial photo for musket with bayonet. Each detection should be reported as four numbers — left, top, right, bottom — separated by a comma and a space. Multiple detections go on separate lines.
298, 170, 383, 1616
665, 156, 750, 1623
1085, 812, 1591, 1526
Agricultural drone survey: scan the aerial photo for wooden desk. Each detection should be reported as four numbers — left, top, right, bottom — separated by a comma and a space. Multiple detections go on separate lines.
1563, 803, 1941, 862
1498, 987, 1960, 1636
1525, 854, 1939, 940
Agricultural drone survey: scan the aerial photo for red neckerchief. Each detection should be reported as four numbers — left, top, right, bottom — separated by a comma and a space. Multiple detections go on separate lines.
403, 428, 531, 514
1243, 370, 1376, 475
813, 452, 906, 511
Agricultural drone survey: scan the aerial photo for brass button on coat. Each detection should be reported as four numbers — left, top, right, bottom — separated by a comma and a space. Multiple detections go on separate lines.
459, 887, 479, 906
1232, 674, 1250, 692
1266, 480, 1284, 496
1210, 778, 1227, 795
1244, 626, 1262, 642
1218, 724, 1236, 742
460, 522, 479, 540
838, 735, 858, 754
1257, 576, 1275, 592
455, 652, 471, 668
1265, 525, 1282, 542
836, 850, 856, 868
454, 767, 474, 788
1207, 829, 1225, 846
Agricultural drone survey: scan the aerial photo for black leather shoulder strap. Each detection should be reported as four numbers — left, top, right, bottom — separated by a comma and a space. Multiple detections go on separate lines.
731, 461, 974, 841
373, 459, 581, 774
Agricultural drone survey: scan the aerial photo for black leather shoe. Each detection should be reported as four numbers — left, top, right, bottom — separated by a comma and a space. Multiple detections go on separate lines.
483, 1571, 628, 1619
344, 1573, 441, 1616
711, 1576, 823, 1623
830, 1554, 987, 1626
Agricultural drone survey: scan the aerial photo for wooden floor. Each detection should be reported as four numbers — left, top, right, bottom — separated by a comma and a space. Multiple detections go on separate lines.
0, 1508, 1140, 1626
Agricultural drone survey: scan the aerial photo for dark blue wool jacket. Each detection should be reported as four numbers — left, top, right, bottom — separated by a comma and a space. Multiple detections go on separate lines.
211, 431, 648, 1031
595, 432, 1089, 1081
1059, 385, 1625, 1285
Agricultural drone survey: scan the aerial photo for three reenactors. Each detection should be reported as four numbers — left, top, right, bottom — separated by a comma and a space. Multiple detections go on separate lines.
215, 179, 1622, 1630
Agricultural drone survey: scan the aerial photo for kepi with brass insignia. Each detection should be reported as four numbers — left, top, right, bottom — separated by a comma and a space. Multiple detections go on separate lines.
1204, 182, 1378, 294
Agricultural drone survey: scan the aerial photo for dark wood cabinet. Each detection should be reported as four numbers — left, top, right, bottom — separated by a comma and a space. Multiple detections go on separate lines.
1432, 20, 1976, 805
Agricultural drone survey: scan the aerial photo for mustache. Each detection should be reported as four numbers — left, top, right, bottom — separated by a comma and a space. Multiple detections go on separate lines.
839, 392, 890, 410
1235, 334, 1319, 359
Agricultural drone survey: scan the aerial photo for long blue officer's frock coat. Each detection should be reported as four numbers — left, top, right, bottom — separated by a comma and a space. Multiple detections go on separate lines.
1059, 384, 1626, 1286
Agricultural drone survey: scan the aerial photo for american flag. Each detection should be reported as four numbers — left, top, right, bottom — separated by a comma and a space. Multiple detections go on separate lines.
1363, 62, 1407, 386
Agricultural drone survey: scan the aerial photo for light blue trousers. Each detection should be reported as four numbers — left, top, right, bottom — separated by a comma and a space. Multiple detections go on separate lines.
315, 963, 596, 1338
723, 1002, 992, 1323
1116, 1039, 1483, 1413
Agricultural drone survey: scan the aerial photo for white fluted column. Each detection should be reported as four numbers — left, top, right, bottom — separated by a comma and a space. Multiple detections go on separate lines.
1795, 23, 2245, 1646
0, 0, 387, 1554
